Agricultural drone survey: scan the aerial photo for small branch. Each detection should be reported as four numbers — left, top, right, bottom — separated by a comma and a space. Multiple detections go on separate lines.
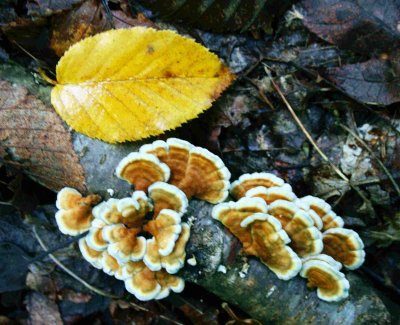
33, 226, 120, 299
264, 65, 349, 183
264, 66, 375, 215
28, 232, 86, 264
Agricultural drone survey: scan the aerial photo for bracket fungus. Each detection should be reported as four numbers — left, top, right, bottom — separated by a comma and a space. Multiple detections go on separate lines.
241, 213, 302, 280
140, 138, 231, 203
212, 199, 301, 280
230, 172, 288, 200
322, 228, 365, 270
245, 185, 297, 204
115, 152, 170, 192
55, 187, 101, 235
213, 172, 365, 302
300, 254, 350, 302
54, 140, 365, 303
54, 138, 229, 301
212, 197, 268, 255
267, 200, 323, 257
297, 196, 344, 231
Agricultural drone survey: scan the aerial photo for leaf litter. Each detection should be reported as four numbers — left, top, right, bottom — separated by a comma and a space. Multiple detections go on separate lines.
1, 0, 400, 323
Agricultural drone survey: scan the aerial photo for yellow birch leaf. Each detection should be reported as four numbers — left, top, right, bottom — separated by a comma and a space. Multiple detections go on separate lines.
51, 27, 235, 143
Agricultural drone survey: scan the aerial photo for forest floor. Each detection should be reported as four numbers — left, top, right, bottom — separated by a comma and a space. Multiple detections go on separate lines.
0, 0, 400, 324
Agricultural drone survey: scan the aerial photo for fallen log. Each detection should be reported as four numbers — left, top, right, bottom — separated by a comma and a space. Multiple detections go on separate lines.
0, 61, 391, 324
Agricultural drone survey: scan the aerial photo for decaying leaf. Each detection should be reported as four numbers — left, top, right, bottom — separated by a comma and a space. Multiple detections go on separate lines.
25, 292, 63, 325
50, 0, 156, 57
139, 0, 296, 33
325, 58, 400, 105
51, 27, 234, 143
0, 81, 86, 192
0, 242, 30, 293
27, 0, 85, 17
300, 0, 400, 55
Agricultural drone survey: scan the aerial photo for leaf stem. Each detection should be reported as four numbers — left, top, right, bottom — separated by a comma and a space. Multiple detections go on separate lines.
38, 68, 57, 86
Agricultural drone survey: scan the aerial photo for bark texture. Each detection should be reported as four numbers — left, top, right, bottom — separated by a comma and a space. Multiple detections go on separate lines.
0, 61, 391, 324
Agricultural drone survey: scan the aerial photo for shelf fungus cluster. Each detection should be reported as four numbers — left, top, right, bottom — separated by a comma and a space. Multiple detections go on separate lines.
54, 138, 230, 301
213, 172, 365, 302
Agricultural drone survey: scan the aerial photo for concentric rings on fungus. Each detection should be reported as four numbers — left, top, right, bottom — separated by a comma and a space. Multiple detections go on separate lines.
148, 182, 188, 217
230, 172, 288, 200
140, 138, 231, 203
241, 213, 302, 280
322, 228, 365, 270
55, 187, 101, 235
212, 197, 268, 255
115, 152, 170, 192
245, 185, 297, 204
300, 257, 349, 302
267, 200, 323, 257
297, 196, 344, 231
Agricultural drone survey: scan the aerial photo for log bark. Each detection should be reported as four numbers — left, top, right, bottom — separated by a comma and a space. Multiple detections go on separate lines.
0, 61, 391, 324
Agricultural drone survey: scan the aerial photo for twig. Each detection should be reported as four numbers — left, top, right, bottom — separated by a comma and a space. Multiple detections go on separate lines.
33, 228, 185, 325
262, 56, 400, 136
264, 65, 349, 183
338, 123, 400, 196
28, 232, 86, 264
128, 302, 185, 325
264, 66, 375, 214
33, 226, 120, 299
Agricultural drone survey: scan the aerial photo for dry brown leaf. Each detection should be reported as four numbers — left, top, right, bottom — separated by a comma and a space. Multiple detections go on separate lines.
0, 80, 86, 192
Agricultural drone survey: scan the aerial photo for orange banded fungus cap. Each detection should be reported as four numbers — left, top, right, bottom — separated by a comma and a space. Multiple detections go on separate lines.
212, 197, 268, 255
148, 182, 188, 217
178, 146, 231, 203
268, 200, 323, 257
300, 259, 350, 302
86, 219, 108, 251
245, 185, 297, 204
116, 152, 170, 192
322, 228, 365, 270
102, 251, 122, 276
102, 224, 146, 263
161, 223, 190, 274
78, 237, 103, 269
55, 187, 101, 236
141, 138, 193, 186
297, 196, 344, 231
241, 213, 302, 280
124, 261, 161, 301
230, 172, 288, 200
143, 209, 182, 256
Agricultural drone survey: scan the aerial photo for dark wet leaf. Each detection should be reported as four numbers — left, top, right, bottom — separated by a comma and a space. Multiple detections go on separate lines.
50, 0, 156, 57
138, 0, 296, 33
300, 0, 400, 55
325, 57, 400, 105
27, 0, 85, 17
0, 242, 30, 292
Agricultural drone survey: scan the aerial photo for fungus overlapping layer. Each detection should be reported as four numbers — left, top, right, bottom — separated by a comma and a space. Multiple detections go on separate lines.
213, 172, 365, 302
140, 138, 231, 203
300, 254, 349, 302
55, 138, 230, 301
55, 187, 101, 235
